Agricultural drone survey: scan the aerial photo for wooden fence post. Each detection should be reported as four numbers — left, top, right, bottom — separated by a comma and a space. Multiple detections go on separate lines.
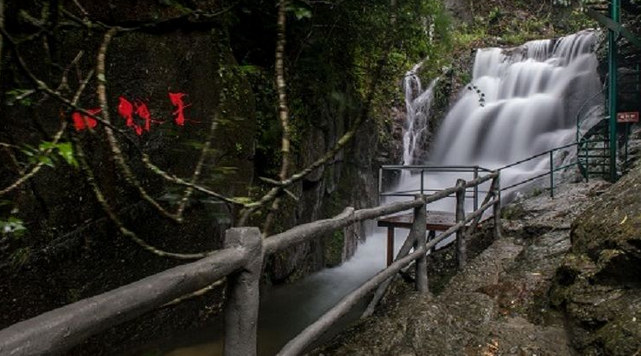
455, 179, 467, 270
223, 227, 263, 356
413, 196, 428, 293
493, 174, 503, 239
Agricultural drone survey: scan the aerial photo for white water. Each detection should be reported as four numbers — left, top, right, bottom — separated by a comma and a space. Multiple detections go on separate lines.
403, 63, 439, 169
394, 30, 603, 205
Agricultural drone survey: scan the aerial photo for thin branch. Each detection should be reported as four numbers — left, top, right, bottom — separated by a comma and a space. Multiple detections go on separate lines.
71, 0, 89, 17
262, 0, 292, 236
275, 0, 291, 180
141, 155, 247, 207
175, 113, 219, 218
73, 136, 214, 260
2, 146, 24, 175
0, 142, 19, 149
160, 278, 226, 309
54, 50, 84, 93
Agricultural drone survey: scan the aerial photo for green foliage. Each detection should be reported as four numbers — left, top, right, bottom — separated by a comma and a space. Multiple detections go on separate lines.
21, 141, 78, 168
0, 217, 27, 239
286, 2, 312, 20
5, 89, 34, 107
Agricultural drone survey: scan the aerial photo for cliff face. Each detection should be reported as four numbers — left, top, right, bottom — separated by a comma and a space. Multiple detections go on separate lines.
0, 1, 396, 353
551, 163, 641, 356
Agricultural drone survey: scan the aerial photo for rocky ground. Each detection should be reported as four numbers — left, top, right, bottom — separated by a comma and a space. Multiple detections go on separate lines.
312, 178, 623, 356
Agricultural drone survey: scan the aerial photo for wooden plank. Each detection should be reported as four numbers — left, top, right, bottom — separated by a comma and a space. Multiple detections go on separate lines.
377, 210, 456, 231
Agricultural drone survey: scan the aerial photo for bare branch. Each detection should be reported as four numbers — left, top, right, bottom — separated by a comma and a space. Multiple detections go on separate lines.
275, 0, 291, 181
141, 155, 248, 207
262, 0, 292, 236
161, 278, 226, 309
73, 136, 215, 260
175, 113, 219, 218
71, 0, 89, 17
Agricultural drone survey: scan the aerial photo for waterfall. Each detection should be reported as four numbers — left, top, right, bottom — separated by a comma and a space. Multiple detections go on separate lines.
402, 63, 439, 167
396, 30, 603, 201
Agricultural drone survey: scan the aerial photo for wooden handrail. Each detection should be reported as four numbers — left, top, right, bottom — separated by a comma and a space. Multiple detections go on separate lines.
0, 228, 257, 356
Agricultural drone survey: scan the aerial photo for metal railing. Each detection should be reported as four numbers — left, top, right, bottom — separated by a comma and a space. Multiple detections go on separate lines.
0, 172, 502, 356
496, 141, 587, 197
379, 165, 493, 210
380, 141, 603, 201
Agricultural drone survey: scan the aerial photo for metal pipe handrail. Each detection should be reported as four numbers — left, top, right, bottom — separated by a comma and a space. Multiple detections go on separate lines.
575, 84, 607, 134
381, 164, 492, 172
496, 141, 578, 171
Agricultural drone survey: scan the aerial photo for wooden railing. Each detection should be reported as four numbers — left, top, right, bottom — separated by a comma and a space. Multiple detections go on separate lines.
0, 171, 501, 356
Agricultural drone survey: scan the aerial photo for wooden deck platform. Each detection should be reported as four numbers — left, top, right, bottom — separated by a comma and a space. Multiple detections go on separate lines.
377, 210, 456, 230
377, 210, 457, 266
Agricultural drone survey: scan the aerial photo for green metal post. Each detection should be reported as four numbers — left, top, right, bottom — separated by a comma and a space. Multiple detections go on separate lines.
549, 151, 554, 198
608, 0, 620, 182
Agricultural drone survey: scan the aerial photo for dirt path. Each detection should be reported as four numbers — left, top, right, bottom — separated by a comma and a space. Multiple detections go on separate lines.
313, 180, 609, 356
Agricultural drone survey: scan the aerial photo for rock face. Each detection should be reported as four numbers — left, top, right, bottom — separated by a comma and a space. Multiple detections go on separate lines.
551, 165, 641, 356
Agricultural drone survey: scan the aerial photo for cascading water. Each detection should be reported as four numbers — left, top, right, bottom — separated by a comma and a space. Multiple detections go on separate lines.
395, 30, 603, 202
402, 63, 439, 168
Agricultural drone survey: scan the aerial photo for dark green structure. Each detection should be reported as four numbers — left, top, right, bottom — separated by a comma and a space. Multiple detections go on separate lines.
609, 0, 620, 182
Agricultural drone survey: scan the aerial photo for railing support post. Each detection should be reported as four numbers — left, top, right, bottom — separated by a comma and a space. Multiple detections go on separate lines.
224, 227, 263, 356
549, 151, 555, 198
492, 175, 503, 239
413, 196, 428, 293
455, 179, 467, 270
473, 166, 479, 211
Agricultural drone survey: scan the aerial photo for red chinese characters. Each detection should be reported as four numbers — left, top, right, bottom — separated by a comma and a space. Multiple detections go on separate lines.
169, 92, 191, 126
72, 91, 194, 136
117, 97, 158, 136
72, 108, 101, 131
